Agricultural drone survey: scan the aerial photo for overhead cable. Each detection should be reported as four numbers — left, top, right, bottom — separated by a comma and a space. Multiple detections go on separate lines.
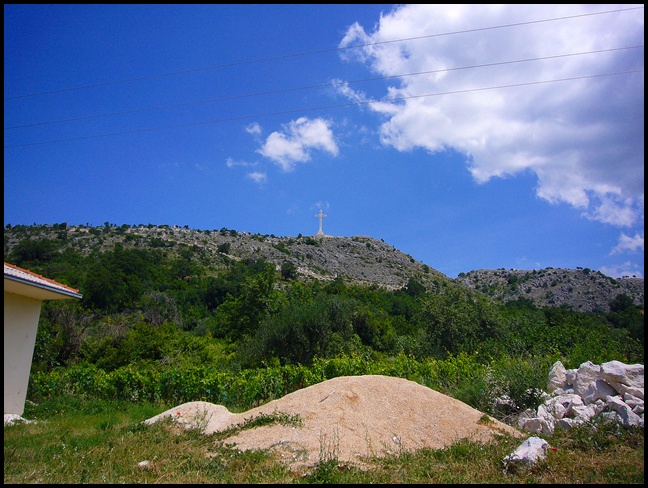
3, 6, 642, 101
4, 69, 642, 149
5, 45, 643, 130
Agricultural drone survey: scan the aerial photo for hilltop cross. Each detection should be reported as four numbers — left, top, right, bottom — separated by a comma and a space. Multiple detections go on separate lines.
315, 209, 327, 236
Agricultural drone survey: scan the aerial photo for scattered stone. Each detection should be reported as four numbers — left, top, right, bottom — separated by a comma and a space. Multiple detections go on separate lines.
503, 436, 551, 471
4, 414, 32, 426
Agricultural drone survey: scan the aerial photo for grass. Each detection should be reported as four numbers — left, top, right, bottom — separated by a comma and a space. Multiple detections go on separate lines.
4, 395, 644, 484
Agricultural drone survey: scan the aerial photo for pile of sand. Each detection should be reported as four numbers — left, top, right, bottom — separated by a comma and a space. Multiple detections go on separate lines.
144, 375, 524, 468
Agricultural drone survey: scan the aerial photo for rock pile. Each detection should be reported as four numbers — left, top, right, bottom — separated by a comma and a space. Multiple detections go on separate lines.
517, 360, 644, 435
144, 375, 523, 469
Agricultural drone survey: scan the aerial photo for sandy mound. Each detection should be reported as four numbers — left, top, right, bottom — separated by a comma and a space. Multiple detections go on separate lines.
145, 375, 523, 468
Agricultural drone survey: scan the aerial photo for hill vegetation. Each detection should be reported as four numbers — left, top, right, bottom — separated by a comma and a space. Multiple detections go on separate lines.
5, 222, 642, 311
3, 222, 644, 483
3, 221, 642, 375
456, 268, 643, 313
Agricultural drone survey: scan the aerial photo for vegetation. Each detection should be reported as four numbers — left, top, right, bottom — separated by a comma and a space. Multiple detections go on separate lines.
4, 223, 644, 483
4, 389, 643, 483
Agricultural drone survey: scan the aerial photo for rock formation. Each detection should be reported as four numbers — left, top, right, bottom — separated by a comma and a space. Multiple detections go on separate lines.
517, 360, 644, 435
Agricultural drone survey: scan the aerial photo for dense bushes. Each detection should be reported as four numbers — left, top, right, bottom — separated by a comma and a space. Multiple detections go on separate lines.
415, 285, 503, 357
28, 353, 553, 417
28, 247, 644, 378
238, 293, 362, 366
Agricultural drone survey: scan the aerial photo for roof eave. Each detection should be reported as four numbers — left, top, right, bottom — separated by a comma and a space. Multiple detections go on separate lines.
4, 276, 83, 301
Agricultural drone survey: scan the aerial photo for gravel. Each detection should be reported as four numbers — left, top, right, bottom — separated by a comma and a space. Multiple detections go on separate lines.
144, 374, 524, 470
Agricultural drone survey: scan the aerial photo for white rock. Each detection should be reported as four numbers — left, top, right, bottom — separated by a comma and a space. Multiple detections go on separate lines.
600, 361, 644, 389
606, 396, 644, 428
519, 417, 553, 436
580, 379, 618, 406
547, 361, 567, 393
503, 436, 551, 467
569, 404, 598, 423
573, 361, 601, 399
565, 369, 578, 386
623, 392, 644, 409
549, 393, 584, 412
551, 385, 575, 396
618, 385, 644, 401
544, 400, 567, 420
518, 360, 644, 434
4, 414, 31, 426
555, 417, 586, 430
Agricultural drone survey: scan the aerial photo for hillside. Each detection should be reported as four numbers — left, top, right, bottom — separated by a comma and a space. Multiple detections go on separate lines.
4, 223, 643, 313
455, 268, 644, 313
3, 223, 448, 289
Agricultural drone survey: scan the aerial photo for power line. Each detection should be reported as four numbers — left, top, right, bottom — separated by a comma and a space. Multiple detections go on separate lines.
5, 45, 643, 130
4, 69, 642, 149
4, 6, 642, 101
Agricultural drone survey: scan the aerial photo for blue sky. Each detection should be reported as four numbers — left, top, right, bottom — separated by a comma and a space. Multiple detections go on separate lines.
4, 4, 644, 279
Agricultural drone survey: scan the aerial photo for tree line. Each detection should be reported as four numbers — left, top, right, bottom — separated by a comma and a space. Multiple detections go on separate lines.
4, 225, 642, 380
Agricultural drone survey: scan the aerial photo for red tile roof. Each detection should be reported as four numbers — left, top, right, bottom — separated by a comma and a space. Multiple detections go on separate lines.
4, 262, 82, 298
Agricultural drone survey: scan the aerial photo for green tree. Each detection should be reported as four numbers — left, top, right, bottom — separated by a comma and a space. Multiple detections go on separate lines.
404, 277, 426, 298
82, 245, 162, 312
416, 286, 502, 357
170, 249, 198, 280
239, 293, 359, 366
608, 293, 644, 344
91, 321, 180, 371
8, 238, 60, 266
140, 291, 181, 327
212, 261, 282, 339
33, 300, 95, 371
280, 261, 297, 280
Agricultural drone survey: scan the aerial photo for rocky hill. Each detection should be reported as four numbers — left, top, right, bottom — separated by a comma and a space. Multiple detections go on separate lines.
3, 224, 446, 290
455, 268, 643, 313
3, 223, 643, 313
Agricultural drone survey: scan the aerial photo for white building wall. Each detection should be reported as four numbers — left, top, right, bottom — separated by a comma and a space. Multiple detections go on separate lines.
4, 291, 43, 416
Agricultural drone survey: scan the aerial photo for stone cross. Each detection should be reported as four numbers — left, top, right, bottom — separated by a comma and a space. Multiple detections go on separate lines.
315, 209, 327, 236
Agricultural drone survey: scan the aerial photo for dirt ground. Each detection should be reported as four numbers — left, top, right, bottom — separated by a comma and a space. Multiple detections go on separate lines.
144, 374, 524, 469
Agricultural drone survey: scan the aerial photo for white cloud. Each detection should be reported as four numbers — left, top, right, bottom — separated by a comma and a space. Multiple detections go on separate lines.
226, 157, 256, 168
246, 122, 262, 135
600, 262, 643, 279
313, 201, 330, 212
337, 4, 644, 228
246, 171, 267, 184
610, 231, 644, 255
331, 78, 371, 104
257, 117, 339, 171
584, 194, 641, 227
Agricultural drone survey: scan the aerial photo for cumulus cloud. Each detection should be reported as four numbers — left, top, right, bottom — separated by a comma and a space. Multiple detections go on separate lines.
257, 117, 339, 171
336, 4, 644, 228
610, 231, 644, 255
